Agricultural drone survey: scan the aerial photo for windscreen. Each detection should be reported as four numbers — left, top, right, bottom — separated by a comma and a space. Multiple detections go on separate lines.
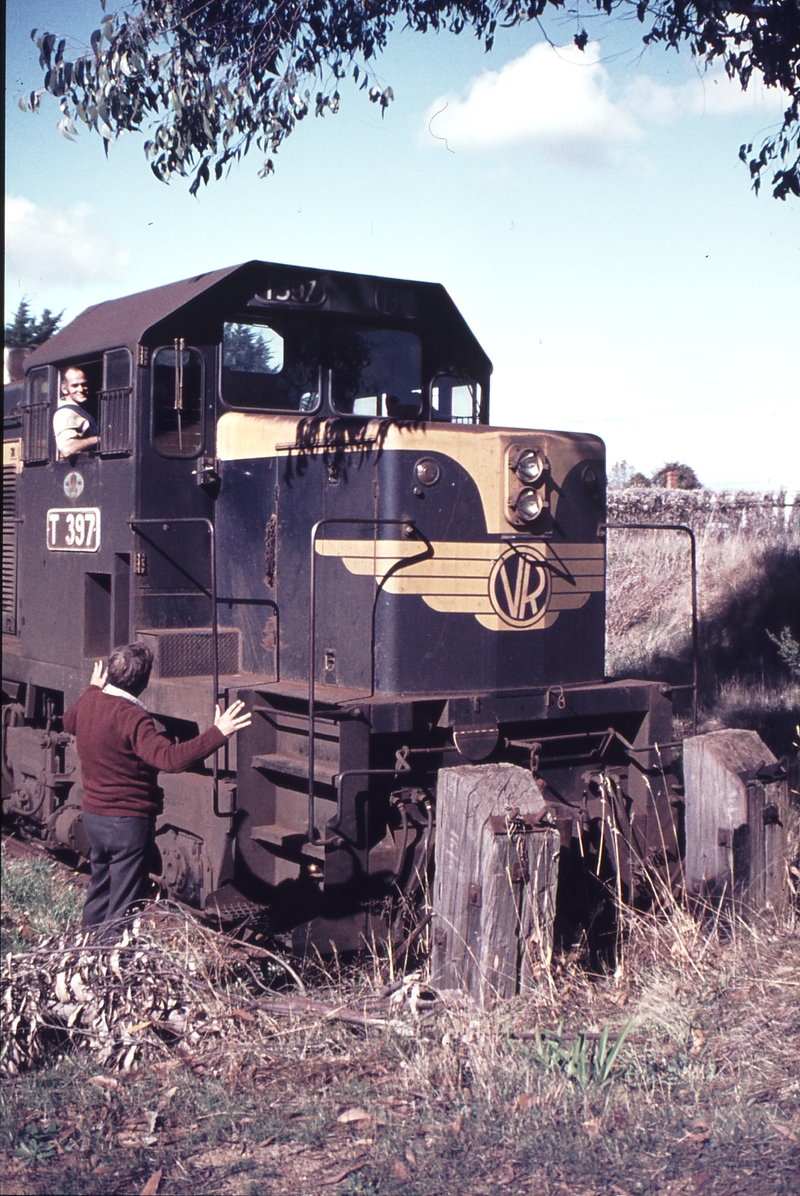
221, 320, 320, 411
330, 327, 422, 418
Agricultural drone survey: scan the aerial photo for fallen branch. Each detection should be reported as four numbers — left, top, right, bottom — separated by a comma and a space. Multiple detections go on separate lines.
248, 995, 389, 1027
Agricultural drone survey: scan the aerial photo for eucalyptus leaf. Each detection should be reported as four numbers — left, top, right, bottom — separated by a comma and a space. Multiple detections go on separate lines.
26, 0, 800, 198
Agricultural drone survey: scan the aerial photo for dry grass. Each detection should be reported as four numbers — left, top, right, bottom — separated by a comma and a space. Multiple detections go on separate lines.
2, 851, 799, 1196
606, 526, 800, 758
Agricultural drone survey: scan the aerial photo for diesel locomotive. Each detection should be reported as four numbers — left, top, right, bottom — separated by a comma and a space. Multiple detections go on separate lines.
2, 260, 680, 953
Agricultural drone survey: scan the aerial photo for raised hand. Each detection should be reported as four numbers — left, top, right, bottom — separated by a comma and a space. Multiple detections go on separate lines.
214, 699, 252, 738
90, 659, 108, 688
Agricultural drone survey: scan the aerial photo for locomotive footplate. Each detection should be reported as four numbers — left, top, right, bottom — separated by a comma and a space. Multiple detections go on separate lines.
221, 675, 679, 943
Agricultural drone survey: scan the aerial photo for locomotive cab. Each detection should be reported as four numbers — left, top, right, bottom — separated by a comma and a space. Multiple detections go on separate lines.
3, 261, 679, 953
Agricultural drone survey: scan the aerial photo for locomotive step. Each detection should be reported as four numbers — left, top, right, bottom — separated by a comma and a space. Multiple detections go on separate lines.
250, 823, 326, 860
251, 752, 338, 787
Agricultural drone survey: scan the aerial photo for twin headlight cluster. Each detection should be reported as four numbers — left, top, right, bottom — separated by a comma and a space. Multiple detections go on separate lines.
507, 447, 549, 526
412, 445, 549, 528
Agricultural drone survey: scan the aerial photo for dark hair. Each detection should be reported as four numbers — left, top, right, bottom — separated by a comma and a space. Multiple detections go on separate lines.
106, 643, 154, 697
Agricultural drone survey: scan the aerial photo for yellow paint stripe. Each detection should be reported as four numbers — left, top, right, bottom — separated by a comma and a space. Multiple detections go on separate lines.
391, 560, 497, 579
548, 543, 605, 560
551, 576, 604, 594
316, 538, 504, 560
549, 594, 593, 610
423, 596, 495, 613
313, 535, 604, 626
549, 562, 605, 578
384, 577, 489, 596
315, 538, 599, 562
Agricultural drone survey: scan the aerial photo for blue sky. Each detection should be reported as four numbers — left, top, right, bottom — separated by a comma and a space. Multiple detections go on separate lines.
5, 1, 798, 490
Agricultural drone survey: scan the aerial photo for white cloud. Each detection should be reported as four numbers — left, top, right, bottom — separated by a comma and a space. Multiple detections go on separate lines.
625, 68, 787, 123
423, 41, 788, 166
423, 42, 640, 165
5, 195, 131, 286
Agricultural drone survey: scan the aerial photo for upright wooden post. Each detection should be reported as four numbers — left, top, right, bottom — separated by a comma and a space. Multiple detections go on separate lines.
432, 763, 560, 1005
684, 729, 791, 914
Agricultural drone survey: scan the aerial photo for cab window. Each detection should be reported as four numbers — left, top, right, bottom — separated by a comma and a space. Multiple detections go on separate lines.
103, 348, 132, 391
331, 327, 422, 418
221, 320, 320, 412
22, 367, 51, 464
152, 342, 204, 457
100, 348, 133, 455
431, 376, 481, 424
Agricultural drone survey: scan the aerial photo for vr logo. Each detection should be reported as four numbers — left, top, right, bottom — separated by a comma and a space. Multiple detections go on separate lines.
488, 545, 550, 628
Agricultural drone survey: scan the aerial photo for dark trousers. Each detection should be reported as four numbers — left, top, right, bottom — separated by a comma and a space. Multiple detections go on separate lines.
81, 812, 155, 929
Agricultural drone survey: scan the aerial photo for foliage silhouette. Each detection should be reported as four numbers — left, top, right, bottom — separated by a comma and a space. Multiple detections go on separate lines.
4, 299, 62, 348
651, 462, 702, 489
26, 0, 800, 199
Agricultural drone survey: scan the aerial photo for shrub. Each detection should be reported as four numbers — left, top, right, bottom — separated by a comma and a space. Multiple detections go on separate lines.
651, 461, 702, 489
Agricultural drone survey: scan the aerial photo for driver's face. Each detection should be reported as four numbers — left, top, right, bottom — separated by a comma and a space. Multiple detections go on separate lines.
62, 370, 89, 403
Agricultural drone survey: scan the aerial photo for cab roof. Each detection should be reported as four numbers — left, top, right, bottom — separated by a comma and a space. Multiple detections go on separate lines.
24, 260, 491, 374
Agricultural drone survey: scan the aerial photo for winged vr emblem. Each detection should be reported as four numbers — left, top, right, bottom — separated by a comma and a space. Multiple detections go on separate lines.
489, 545, 550, 628
315, 538, 604, 631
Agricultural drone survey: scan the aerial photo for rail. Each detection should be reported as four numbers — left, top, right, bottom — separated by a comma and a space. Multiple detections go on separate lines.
307, 517, 430, 843
129, 517, 229, 817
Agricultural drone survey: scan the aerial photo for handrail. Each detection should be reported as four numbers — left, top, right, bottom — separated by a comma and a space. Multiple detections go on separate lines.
307, 517, 427, 844
324, 764, 414, 847
129, 516, 228, 816
601, 521, 698, 736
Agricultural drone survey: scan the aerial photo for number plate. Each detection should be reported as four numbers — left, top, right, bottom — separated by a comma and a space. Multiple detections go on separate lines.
46, 508, 101, 552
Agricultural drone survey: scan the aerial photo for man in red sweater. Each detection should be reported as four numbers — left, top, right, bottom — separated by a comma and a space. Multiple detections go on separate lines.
63, 642, 251, 930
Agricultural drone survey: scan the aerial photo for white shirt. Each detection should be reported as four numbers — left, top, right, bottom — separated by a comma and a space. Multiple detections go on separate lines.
102, 682, 147, 710
53, 401, 91, 456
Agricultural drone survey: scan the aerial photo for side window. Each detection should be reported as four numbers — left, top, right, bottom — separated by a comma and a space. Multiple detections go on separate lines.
431, 376, 481, 424
331, 328, 422, 418
103, 348, 132, 390
152, 342, 204, 457
99, 348, 133, 456
221, 320, 320, 411
23, 367, 50, 463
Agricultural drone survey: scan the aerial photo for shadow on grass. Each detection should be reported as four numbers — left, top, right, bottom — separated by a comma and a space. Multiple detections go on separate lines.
611, 540, 800, 762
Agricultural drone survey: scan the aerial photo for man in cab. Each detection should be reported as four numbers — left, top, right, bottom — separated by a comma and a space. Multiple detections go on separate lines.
53, 367, 100, 458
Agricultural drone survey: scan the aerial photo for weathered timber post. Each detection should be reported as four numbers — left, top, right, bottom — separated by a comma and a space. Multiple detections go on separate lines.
432, 763, 560, 1005
683, 729, 792, 914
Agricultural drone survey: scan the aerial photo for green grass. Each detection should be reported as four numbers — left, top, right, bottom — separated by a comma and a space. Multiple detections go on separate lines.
0, 850, 84, 956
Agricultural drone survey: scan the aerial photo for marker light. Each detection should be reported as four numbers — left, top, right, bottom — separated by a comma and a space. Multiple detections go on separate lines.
516, 487, 545, 522
414, 458, 441, 486
515, 449, 546, 484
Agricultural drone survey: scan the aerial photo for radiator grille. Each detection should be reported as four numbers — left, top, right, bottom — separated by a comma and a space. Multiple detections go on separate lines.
2, 451, 19, 634
138, 629, 240, 677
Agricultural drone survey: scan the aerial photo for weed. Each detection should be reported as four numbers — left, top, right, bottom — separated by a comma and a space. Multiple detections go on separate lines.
13, 1119, 60, 1164
524, 1018, 634, 1089
768, 625, 800, 679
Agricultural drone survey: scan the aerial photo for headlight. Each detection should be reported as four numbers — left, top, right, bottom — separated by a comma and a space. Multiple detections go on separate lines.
515, 449, 546, 484
515, 487, 545, 522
